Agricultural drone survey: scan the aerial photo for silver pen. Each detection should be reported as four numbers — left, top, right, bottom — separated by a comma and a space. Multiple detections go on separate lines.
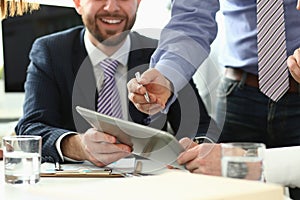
135, 72, 150, 103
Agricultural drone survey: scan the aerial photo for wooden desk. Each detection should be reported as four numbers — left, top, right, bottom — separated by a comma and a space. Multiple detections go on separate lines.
0, 160, 285, 200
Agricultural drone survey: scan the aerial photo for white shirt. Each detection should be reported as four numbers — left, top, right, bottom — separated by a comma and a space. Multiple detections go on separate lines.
55, 31, 131, 161
84, 32, 130, 119
264, 146, 300, 188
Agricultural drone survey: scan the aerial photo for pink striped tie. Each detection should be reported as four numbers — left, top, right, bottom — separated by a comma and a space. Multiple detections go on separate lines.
257, 0, 289, 102
97, 58, 123, 119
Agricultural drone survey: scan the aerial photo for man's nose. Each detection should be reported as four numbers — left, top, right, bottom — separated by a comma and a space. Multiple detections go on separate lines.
104, 0, 120, 12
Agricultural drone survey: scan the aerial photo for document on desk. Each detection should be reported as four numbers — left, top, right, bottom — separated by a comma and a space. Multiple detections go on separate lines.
41, 157, 136, 178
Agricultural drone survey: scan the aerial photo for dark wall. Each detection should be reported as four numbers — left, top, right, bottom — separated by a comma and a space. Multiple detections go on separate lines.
2, 5, 82, 92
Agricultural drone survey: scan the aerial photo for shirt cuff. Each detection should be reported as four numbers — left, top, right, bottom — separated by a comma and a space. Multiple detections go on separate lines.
264, 146, 300, 188
154, 60, 192, 97
55, 132, 83, 163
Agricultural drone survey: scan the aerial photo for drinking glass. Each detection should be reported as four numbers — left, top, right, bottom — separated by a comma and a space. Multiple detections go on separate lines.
2, 135, 42, 184
221, 142, 265, 181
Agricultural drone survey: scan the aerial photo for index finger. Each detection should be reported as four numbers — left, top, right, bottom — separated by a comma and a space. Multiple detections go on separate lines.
177, 146, 200, 165
127, 78, 146, 94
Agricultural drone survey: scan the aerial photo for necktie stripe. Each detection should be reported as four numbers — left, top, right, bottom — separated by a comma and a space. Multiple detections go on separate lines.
271, 81, 289, 99
258, 34, 286, 67
260, 62, 288, 91
257, 2, 281, 26
97, 58, 123, 118
257, 0, 289, 102
258, 42, 286, 77
97, 90, 119, 110
259, 52, 287, 88
257, 21, 285, 51
100, 83, 115, 95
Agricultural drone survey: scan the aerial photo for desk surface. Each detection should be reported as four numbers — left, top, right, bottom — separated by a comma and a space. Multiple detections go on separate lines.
0, 160, 285, 200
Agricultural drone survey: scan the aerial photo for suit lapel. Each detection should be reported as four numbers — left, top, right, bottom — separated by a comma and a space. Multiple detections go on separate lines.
71, 28, 97, 132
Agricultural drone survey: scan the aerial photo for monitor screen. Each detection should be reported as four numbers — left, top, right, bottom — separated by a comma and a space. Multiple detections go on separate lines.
2, 5, 83, 92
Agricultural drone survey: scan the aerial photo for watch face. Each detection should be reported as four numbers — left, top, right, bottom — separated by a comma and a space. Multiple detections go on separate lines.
226, 162, 248, 179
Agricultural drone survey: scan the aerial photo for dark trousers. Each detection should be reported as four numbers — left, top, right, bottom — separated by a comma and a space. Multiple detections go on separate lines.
215, 73, 300, 199
216, 76, 300, 147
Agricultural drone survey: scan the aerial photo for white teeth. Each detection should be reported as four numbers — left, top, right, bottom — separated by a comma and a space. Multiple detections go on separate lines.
102, 18, 121, 24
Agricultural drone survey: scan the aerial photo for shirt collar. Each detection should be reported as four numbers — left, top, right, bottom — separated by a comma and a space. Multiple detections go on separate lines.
84, 30, 130, 67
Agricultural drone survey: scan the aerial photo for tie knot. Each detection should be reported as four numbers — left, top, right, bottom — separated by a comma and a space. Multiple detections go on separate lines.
99, 58, 119, 78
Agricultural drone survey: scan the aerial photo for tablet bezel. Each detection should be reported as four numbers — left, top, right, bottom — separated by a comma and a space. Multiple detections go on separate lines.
75, 106, 185, 170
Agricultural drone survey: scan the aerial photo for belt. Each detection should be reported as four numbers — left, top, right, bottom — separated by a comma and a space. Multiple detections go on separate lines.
225, 68, 299, 93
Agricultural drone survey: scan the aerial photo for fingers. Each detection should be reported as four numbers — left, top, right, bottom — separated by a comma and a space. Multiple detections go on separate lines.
128, 77, 163, 114
138, 68, 161, 85
297, 0, 300, 10
179, 137, 198, 150
85, 140, 132, 154
84, 143, 132, 167
288, 48, 300, 83
82, 128, 117, 144
293, 48, 300, 66
127, 68, 172, 114
81, 128, 132, 166
128, 92, 164, 114
88, 149, 131, 167
177, 145, 200, 165
127, 69, 161, 97
177, 143, 222, 175
128, 89, 156, 105
127, 77, 148, 96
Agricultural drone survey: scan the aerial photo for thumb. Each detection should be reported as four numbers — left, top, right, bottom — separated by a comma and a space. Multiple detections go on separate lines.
139, 68, 161, 85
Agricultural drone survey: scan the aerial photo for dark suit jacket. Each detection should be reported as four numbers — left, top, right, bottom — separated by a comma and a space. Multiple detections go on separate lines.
15, 26, 211, 163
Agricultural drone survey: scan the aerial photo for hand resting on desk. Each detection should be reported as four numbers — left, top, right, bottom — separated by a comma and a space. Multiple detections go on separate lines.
61, 128, 132, 167
177, 138, 221, 176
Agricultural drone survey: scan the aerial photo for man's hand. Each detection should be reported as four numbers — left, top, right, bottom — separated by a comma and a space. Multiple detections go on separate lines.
127, 68, 172, 115
61, 128, 132, 167
297, 0, 300, 10
288, 48, 300, 83
177, 137, 221, 176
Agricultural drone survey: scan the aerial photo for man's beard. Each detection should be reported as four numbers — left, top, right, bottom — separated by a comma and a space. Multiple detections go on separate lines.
99, 30, 129, 46
83, 14, 136, 46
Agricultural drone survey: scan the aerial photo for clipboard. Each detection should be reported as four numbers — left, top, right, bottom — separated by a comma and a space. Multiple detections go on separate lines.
40, 158, 137, 178
40, 169, 124, 178
75, 106, 186, 170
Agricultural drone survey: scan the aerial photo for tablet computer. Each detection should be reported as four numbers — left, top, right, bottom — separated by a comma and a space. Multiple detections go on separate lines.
76, 106, 185, 170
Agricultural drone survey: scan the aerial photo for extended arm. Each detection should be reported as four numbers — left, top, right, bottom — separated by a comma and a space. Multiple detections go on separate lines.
127, 0, 220, 114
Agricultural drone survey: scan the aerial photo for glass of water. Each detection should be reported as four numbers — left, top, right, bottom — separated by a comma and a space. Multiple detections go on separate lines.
221, 142, 265, 181
2, 135, 42, 184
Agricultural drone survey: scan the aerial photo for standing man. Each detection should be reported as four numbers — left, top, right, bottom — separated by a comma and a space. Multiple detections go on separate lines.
15, 0, 211, 166
128, 0, 300, 149
127, 1, 300, 198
